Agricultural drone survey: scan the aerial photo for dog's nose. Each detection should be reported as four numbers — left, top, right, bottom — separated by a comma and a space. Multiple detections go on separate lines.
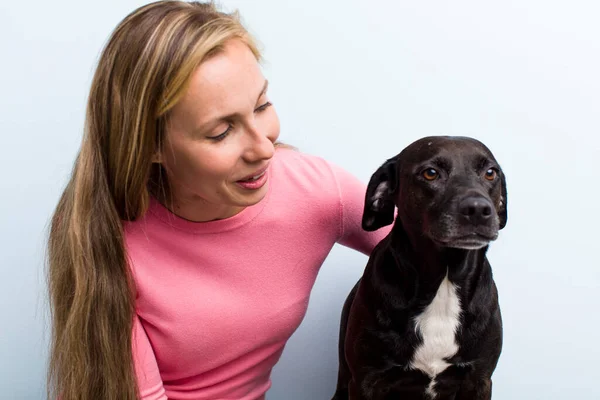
459, 196, 493, 224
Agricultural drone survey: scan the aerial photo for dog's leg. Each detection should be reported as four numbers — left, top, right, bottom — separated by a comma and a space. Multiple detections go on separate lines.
331, 280, 361, 400
455, 377, 492, 400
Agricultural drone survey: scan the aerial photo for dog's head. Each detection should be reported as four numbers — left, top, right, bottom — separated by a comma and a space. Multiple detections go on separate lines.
362, 136, 507, 250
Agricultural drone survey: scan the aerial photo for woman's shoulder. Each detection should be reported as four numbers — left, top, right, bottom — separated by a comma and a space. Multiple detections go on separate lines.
272, 145, 337, 182
270, 145, 364, 214
271, 146, 342, 195
272, 145, 362, 192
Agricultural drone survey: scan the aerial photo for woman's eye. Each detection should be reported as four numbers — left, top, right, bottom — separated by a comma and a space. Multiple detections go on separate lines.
423, 168, 439, 181
207, 102, 271, 141
255, 101, 272, 112
208, 124, 232, 141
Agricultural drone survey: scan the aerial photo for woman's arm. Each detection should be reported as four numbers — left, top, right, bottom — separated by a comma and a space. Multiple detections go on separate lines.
132, 315, 168, 400
328, 161, 393, 255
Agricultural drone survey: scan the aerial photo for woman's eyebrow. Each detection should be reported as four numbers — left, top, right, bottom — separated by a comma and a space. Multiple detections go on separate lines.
195, 79, 269, 135
258, 79, 269, 101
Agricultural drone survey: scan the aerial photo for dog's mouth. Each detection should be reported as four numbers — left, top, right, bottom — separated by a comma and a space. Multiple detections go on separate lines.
432, 232, 498, 250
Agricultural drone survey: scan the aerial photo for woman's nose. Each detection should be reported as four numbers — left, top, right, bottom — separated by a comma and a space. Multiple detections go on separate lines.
243, 123, 276, 163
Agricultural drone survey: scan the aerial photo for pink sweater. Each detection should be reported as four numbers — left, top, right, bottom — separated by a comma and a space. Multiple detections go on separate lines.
124, 149, 391, 400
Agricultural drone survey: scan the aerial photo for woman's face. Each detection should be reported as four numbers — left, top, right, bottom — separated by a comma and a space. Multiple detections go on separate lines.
158, 39, 280, 222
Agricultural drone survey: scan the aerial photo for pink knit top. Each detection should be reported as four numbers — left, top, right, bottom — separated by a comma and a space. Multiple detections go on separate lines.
124, 148, 390, 400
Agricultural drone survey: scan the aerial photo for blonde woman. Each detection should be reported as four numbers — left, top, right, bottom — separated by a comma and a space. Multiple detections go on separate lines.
47, 1, 390, 399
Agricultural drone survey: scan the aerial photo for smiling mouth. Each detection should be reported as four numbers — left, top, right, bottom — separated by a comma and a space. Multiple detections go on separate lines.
237, 171, 266, 182
237, 166, 269, 182
235, 167, 269, 190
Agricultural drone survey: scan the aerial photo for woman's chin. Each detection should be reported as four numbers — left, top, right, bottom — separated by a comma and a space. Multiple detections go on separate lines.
230, 181, 269, 206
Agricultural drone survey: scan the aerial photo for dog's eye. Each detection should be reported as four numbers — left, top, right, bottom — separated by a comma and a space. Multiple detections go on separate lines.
423, 168, 439, 181
484, 168, 497, 181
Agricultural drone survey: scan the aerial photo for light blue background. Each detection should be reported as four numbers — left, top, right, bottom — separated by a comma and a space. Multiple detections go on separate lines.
1, 0, 598, 399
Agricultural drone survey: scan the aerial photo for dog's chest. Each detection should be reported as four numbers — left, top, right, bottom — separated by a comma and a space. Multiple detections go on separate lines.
409, 275, 462, 380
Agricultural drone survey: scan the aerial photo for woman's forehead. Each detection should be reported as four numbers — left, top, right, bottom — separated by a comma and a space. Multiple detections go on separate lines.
174, 40, 265, 122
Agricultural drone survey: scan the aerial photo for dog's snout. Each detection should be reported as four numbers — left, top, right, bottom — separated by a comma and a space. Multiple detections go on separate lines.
459, 196, 493, 224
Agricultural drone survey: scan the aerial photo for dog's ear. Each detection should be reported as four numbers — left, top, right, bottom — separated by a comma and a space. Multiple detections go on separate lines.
362, 157, 398, 231
498, 170, 508, 230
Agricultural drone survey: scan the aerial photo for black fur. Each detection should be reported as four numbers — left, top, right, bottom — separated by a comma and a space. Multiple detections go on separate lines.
333, 136, 507, 400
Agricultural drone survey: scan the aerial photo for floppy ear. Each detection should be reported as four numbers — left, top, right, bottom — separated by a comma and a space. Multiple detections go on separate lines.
362, 157, 398, 231
498, 170, 508, 230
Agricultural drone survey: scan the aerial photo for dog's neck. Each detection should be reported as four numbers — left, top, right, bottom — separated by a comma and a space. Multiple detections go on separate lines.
389, 221, 489, 301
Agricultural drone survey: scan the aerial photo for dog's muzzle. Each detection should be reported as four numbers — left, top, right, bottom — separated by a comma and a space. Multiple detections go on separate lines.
428, 194, 500, 250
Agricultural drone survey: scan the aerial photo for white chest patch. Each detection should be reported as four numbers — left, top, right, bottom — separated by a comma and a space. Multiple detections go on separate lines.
409, 273, 462, 397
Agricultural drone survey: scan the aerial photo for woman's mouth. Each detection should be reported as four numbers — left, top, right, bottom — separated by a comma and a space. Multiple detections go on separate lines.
236, 169, 268, 190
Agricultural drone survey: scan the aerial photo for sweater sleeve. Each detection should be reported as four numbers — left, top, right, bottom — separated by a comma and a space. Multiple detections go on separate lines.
328, 161, 393, 255
133, 315, 168, 400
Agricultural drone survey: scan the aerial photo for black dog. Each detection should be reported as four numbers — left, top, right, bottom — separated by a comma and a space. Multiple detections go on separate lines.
332, 136, 507, 400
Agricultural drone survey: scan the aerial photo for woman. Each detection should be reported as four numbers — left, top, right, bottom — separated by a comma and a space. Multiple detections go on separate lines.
47, 1, 390, 399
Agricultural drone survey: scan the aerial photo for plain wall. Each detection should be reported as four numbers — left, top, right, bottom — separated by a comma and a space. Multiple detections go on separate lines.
1, 0, 598, 398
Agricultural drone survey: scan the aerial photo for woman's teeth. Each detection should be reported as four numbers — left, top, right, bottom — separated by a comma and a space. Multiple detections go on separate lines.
244, 172, 264, 181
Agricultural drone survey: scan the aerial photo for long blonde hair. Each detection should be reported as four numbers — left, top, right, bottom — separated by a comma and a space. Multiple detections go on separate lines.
46, 2, 264, 399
